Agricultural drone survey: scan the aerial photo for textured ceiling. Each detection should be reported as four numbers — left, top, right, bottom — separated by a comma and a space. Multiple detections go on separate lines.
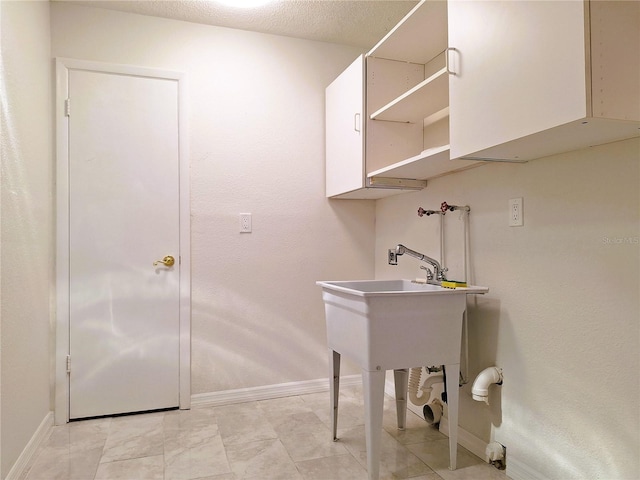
62, 0, 419, 49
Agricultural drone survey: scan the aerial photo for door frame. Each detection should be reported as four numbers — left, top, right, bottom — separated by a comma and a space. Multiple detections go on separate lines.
54, 58, 191, 425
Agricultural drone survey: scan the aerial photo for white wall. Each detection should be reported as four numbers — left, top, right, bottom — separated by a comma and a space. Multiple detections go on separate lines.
17, 3, 638, 479
50, 3, 374, 394
375, 138, 640, 479
0, 1, 53, 477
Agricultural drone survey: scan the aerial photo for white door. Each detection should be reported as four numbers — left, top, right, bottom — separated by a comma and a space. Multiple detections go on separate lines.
67, 67, 181, 419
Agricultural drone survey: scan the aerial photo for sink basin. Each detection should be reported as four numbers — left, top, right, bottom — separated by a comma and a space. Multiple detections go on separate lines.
318, 279, 487, 295
317, 278, 488, 479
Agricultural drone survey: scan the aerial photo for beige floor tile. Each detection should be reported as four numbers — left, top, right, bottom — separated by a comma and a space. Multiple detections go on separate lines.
339, 384, 365, 401
164, 406, 218, 433
18, 392, 508, 480
196, 474, 240, 480
258, 396, 313, 419
100, 413, 165, 463
165, 436, 231, 480
337, 425, 435, 479
46, 418, 111, 452
216, 411, 278, 446
299, 391, 330, 409
314, 395, 365, 431
24, 418, 111, 480
94, 455, 164, 480
296, 453, 369, 480
164, 413, 221, 450
383, 418, 446, 446
24, 446, 103, 480
212, 401, 259, 417
271, 412, 349, 462
407, 439, 507, 480
225, 439, 301, 479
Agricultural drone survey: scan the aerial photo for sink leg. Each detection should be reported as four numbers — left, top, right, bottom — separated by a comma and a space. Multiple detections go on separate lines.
363, 368, 385, 480
444, 363, 460, 470
329, 349, 340, 442
393, 369, 409, 430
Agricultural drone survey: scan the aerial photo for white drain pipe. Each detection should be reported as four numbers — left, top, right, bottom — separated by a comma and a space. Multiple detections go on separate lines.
471, 367, 503, 404
408, 368, 443, 406
423, 399, 443, 425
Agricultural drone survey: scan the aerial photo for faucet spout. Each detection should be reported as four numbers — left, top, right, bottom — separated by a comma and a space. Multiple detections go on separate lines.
389, 244, 447, 284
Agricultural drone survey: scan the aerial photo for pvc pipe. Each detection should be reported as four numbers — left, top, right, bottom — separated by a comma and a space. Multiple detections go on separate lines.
423, 399, 443, 425
486, 441, 505, 463
409, 369, 443, 406
421, 373, 443, 396
439, 213, 444, 266
461, 209, 470, 384
471, 366, 503, 404
408, 367, 427, 406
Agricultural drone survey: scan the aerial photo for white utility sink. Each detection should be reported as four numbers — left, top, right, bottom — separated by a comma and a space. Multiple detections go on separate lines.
317, 279, 488, 480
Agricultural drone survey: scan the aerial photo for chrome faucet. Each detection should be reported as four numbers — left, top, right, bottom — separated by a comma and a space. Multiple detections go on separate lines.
388, 244, 447, 285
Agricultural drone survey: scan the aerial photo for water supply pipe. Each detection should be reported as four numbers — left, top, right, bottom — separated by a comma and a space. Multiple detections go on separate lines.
439, 201, 472, 385
471, 366, 503, 404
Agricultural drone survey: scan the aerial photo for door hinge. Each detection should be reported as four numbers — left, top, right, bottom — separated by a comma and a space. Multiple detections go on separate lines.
65, 98, 71, 117
66, 355, 71, 373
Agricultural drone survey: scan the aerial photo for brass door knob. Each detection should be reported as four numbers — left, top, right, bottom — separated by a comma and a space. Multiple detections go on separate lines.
153, 255, 175, 267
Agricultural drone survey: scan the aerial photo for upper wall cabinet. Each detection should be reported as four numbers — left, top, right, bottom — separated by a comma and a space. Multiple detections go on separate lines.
325, 1, 479, 199
448, 0, 640, 162
325, 54, 366, 198
325, 0, 640, 199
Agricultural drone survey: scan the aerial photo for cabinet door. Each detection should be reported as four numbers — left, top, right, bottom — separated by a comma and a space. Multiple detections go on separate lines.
326, 55, 365, 197
448, 1, 588, 160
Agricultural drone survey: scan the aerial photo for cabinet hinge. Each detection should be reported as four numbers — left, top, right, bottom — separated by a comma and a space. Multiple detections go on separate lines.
65, 98, 71, 117
66, 355, 71, 373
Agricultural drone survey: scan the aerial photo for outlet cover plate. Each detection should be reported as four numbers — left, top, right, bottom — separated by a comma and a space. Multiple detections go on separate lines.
240, 213, 252, 233
509, 198, 523, 227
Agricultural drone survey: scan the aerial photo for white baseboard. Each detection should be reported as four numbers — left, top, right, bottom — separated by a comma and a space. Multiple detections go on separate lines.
505, 455, 549, 480
5, 412, 54, 480
191, 375, 362, 407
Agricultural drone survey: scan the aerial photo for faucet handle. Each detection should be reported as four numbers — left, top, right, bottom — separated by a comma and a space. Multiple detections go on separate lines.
438, 267, 449, 281
420, 265, 433, 280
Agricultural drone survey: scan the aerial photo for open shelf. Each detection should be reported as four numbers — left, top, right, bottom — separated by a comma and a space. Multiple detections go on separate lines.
368, 145, 481, 180
367, 0, 448, 64
370, 68, 448, 123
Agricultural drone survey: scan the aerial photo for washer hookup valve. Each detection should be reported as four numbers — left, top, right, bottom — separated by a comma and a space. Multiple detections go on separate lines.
417, 207, 442, 217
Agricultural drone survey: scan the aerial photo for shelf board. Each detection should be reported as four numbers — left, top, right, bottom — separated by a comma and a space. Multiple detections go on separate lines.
368, 145, 481, 180
424, 107, 449, 128
370, 68, 448, 123
367, 0, 448, 64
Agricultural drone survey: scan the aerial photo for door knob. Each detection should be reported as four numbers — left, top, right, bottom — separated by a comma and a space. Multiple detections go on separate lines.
153, 255, 175, 267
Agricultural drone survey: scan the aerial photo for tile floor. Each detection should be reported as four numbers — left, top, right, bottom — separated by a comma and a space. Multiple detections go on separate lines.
21, 385, 510, 480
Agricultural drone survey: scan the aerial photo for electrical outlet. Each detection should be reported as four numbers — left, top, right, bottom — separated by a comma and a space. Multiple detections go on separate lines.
240, 213, 252, 233
509, 198, 523, 227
